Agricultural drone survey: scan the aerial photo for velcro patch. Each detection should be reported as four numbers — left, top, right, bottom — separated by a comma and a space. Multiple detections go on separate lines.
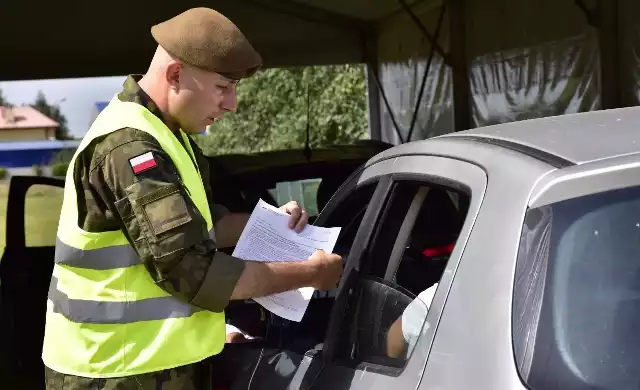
143, 192, 192, 236
129, 151, 157, 174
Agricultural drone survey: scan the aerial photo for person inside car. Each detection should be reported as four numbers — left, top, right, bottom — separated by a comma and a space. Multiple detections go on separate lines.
386, 188, 463, 358
386, 282, 438, 358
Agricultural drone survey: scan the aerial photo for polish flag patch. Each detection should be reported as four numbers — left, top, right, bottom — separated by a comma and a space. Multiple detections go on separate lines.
129, 151, 157, 174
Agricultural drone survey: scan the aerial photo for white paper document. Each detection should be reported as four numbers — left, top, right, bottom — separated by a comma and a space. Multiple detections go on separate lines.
232, 199, 341, 322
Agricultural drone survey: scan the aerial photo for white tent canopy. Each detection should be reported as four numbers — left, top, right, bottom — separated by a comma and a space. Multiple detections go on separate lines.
3, 0, 638, 142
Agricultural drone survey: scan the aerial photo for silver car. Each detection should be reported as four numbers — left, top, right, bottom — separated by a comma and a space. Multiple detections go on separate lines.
262, 106, 640, 390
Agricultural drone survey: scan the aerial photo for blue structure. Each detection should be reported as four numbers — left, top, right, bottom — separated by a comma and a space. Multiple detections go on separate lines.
89, 101, 109, 127
0, 140, 81, 168
95, 101, 108, 112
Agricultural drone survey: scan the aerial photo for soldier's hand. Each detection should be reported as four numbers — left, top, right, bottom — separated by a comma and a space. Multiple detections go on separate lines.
279, 200, 308, 233
307, 249, 343, 290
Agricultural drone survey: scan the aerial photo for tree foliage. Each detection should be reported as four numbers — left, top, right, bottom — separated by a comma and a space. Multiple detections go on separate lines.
193, 64, 370, 155
0, 88, 11, 107
31, 91, 71, 140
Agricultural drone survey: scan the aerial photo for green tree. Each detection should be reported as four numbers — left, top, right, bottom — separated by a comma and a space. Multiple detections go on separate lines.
0, 88, 12, 107
31, 91, 71, 140
193, 64, 369, 155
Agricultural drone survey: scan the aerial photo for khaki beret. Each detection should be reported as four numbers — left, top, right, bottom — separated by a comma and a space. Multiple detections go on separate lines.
151, 7, 262, 80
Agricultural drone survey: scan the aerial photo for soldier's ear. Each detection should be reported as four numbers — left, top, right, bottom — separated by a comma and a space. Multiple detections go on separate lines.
165, 61, 183, 91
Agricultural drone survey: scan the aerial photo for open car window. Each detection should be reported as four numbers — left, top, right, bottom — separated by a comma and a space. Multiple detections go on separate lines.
327, 178, 471, 375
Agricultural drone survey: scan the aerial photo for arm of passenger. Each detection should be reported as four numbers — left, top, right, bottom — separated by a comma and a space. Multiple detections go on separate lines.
386, 284, 439, 358
387, 317, 407, 358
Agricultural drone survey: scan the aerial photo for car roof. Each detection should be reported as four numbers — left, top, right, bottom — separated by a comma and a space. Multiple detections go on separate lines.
205, 142, 392, 178
441, 106, 640, 165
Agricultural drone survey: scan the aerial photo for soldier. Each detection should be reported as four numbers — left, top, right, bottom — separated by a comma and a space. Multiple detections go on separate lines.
42, 7, 343, 389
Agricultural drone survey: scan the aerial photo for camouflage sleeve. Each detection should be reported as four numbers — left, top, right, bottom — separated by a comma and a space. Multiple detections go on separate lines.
89, 130, 245, 312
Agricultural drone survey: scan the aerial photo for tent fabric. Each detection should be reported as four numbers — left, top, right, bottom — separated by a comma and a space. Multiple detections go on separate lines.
376, 4, 454, 144
470, 32, 601, 127
378, 56, 453, 144
3, 0, 638, 144
374, 0, 610, 143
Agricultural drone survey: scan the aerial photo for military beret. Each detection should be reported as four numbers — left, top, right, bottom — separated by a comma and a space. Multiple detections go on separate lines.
151, 7, 262, 80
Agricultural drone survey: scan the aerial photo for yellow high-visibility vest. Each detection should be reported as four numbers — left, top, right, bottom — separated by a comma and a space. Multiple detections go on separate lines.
42, 96, 225, 378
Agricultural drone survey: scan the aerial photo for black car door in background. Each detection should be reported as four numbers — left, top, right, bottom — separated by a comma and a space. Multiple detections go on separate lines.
0, 176, 65, 389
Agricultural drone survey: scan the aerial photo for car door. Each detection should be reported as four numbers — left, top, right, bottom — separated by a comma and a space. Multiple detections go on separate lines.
211, 170, 389, 390
0, 175, 65, 389
285, 154, 487, 390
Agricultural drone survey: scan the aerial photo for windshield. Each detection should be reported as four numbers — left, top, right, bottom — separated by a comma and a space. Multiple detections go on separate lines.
513, 185, 640, 390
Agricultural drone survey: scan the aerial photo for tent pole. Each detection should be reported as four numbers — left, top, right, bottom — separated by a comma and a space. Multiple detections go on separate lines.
448, 0, 472, 132
595, 0, 621, 109
363, 32, 383, 141
406, 4, 447, 142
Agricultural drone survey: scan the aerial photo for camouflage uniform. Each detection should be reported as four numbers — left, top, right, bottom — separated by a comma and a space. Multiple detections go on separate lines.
44, 74, 246, 389
44, 363, 210, 390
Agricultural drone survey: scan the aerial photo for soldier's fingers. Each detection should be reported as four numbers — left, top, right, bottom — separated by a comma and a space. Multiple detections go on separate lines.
294, 209, 309, 233
282, 201, 302, 228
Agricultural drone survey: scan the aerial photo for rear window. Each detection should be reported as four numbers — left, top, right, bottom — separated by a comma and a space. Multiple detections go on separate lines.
513, 185, 640, 390
267, 178, 322, 216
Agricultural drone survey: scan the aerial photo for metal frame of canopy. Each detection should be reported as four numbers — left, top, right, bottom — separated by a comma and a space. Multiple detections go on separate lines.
1, 0, 630, 142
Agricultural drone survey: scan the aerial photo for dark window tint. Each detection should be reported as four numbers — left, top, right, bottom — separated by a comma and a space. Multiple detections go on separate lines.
514, 185, 640, 390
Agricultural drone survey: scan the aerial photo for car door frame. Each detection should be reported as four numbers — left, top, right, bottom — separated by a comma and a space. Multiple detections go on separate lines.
294, 153, 487, 390
0, 175, 65, 389
3, 175, 64, 249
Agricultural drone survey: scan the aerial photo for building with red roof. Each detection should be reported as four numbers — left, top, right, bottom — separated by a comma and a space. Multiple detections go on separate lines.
0, 106, 59, 142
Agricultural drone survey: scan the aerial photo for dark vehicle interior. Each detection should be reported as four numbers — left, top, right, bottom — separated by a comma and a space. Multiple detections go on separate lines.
215, 180, 472, 388
322, 181, 470, 379
207, 142, 391, 220
394, 189, 468, 295
0, 143, 390, 388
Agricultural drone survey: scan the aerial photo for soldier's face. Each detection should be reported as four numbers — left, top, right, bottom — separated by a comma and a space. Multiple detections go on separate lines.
167, 63, 237, 133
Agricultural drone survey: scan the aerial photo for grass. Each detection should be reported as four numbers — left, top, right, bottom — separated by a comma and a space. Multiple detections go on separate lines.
0, 183, 64, 255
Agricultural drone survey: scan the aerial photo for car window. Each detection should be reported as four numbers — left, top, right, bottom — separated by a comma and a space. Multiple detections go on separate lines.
513, 185, 640, 390
331, 180, 470, 373
268, 178, 322, 216
24, 184, 63, 247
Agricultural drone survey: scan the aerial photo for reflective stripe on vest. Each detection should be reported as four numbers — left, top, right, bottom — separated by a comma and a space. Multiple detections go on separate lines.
48, 276, 202, 324
42, 96, 226, 378
54, 228, 216, 270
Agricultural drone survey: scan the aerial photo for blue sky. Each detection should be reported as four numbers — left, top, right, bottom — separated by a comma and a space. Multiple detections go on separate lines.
0, 76, 127, 138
